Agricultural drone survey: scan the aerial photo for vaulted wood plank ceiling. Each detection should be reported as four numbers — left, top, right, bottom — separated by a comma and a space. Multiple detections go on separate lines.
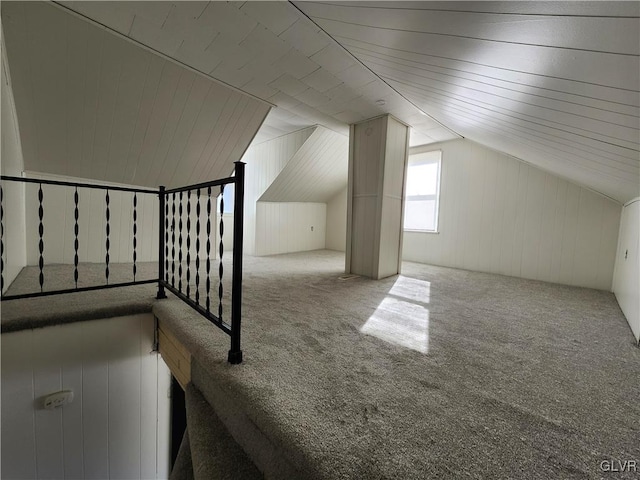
1, 1, 271, 188
57, 1, 457, 144
3, 1, 639, 203
295, 1, 639, 203
260, 126, 349, 202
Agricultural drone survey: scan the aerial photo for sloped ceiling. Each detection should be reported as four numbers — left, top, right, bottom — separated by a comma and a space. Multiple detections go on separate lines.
3, 1, 639, 203
259, 125, 348, 202
295, 1, 639, 204
1, 1, 271, 188
56, 1, 458, 144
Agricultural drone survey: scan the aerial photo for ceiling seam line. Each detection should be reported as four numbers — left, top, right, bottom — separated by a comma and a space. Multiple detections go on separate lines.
345, 43, 640, 108
331, 33, 640, 93
49, 1, 276, 109
397, 83, 640, 157
371, 65, 640, 130
287, 1, 464, 139
310, 15, 640, 56
386, 75, 640, 147
350, 49, 640, 116
410, 93, 640, 171
305, 2, 640, 19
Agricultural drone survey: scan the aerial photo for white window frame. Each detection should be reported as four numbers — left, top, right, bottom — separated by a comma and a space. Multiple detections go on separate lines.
403, 150, 442, 233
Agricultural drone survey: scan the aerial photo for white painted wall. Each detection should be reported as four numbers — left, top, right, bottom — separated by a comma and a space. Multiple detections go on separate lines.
259, 126, 349, 203
23, 174, 159, 266
221, 213, 234, 252
379, 116, 409, 278
1, 314, 172, 479
1, 36, 27, 292
402, 139, 621, 290
612, 198, 639, 342
3, 1, 271, 190
347, 115, 409, 279
326, 187, 347, 252
22, 174, 221, 281
255, 202, 326, 256
241, 127, 315, 255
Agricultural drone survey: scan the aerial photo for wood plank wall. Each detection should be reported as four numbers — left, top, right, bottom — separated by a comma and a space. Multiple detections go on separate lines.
402, 139, 621, 290
1, 40, 27, 291
349, 117, 385, 278
1, 314, 171, 479
325, 188, 348, 252
241, 127, 316, 255
255, 202, 326, 256
3, 1, 270, 190
612, 199, 640, 340
349, 115, 408, 279
259, 126, 349, 203
22, 174, 221, 272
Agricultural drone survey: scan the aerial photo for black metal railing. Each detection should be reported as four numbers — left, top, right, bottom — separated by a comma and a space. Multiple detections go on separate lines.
156, 162, 245, 364
1, 162, 245, 364
0, 176, 159, 299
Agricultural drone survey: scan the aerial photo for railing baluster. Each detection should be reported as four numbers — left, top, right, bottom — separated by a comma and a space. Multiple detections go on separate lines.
206, 186, 212, 313
186, 191, 191, 298
157, 186, 167, 300
195, 189, 201, 305
105, 189, 110, 284
0, 176, 161, 301
1, 173, 244, 364
218, 185, 224, 321
171, 193, 176, 288
74, 187, 79, 288
229, 161, 245, 364
1, 184, 4, 292
132, 193, 137, 282
178, 192, 183, 293
165, 190, 169, 283
38, 183, 44, 292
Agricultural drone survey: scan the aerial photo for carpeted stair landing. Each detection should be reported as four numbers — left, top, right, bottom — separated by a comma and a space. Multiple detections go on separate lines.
178, 383, 262, 480
154, 250, 640, 480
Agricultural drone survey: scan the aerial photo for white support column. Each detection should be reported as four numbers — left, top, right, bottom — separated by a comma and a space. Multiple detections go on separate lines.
346, 115, 409, 280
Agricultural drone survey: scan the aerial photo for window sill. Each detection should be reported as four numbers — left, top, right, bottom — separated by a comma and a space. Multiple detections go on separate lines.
404, 229, 439, 234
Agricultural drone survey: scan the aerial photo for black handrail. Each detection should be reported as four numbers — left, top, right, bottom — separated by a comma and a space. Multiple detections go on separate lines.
0, 175, 158, 194
0, 176, 159, 300
156, 162, 245, 364
1, 168, 246, 364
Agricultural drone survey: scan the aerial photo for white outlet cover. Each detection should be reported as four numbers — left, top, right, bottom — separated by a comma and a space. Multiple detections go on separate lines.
43, 390, 74, 410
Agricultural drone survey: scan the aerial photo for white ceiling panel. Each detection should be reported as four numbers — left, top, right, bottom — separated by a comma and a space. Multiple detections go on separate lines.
260, 126, 349, 202
301, 68, 343, 93
3, 1, 637, 203
55, 0, 458, 150
1, 1, 270, 188
296, 1, 640, 203
239, 1, 299, 36
278, 17, 331, 57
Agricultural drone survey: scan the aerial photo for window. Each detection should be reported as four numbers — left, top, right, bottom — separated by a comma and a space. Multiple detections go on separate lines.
220, 183, 234, 214
403, 150, 441, 232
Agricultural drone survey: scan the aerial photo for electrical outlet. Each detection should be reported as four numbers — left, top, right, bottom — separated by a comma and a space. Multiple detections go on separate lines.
311, 226, 314, 231
43, 390, 74, 410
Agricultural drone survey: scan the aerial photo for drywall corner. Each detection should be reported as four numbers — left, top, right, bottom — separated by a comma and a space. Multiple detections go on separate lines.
612, 198, 639, 343
1, 36, 26, 291
325, 187, 347, 252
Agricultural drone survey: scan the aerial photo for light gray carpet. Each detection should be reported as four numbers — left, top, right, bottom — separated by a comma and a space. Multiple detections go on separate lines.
170, 431, 195, 480
185, 383, 263, 480
4, 250, 639, 479
154, 250, 640, 480
1, 262, 158, 332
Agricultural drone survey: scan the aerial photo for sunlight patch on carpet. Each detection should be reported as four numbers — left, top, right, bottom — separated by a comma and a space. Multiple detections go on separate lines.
361, 277, 430, 353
